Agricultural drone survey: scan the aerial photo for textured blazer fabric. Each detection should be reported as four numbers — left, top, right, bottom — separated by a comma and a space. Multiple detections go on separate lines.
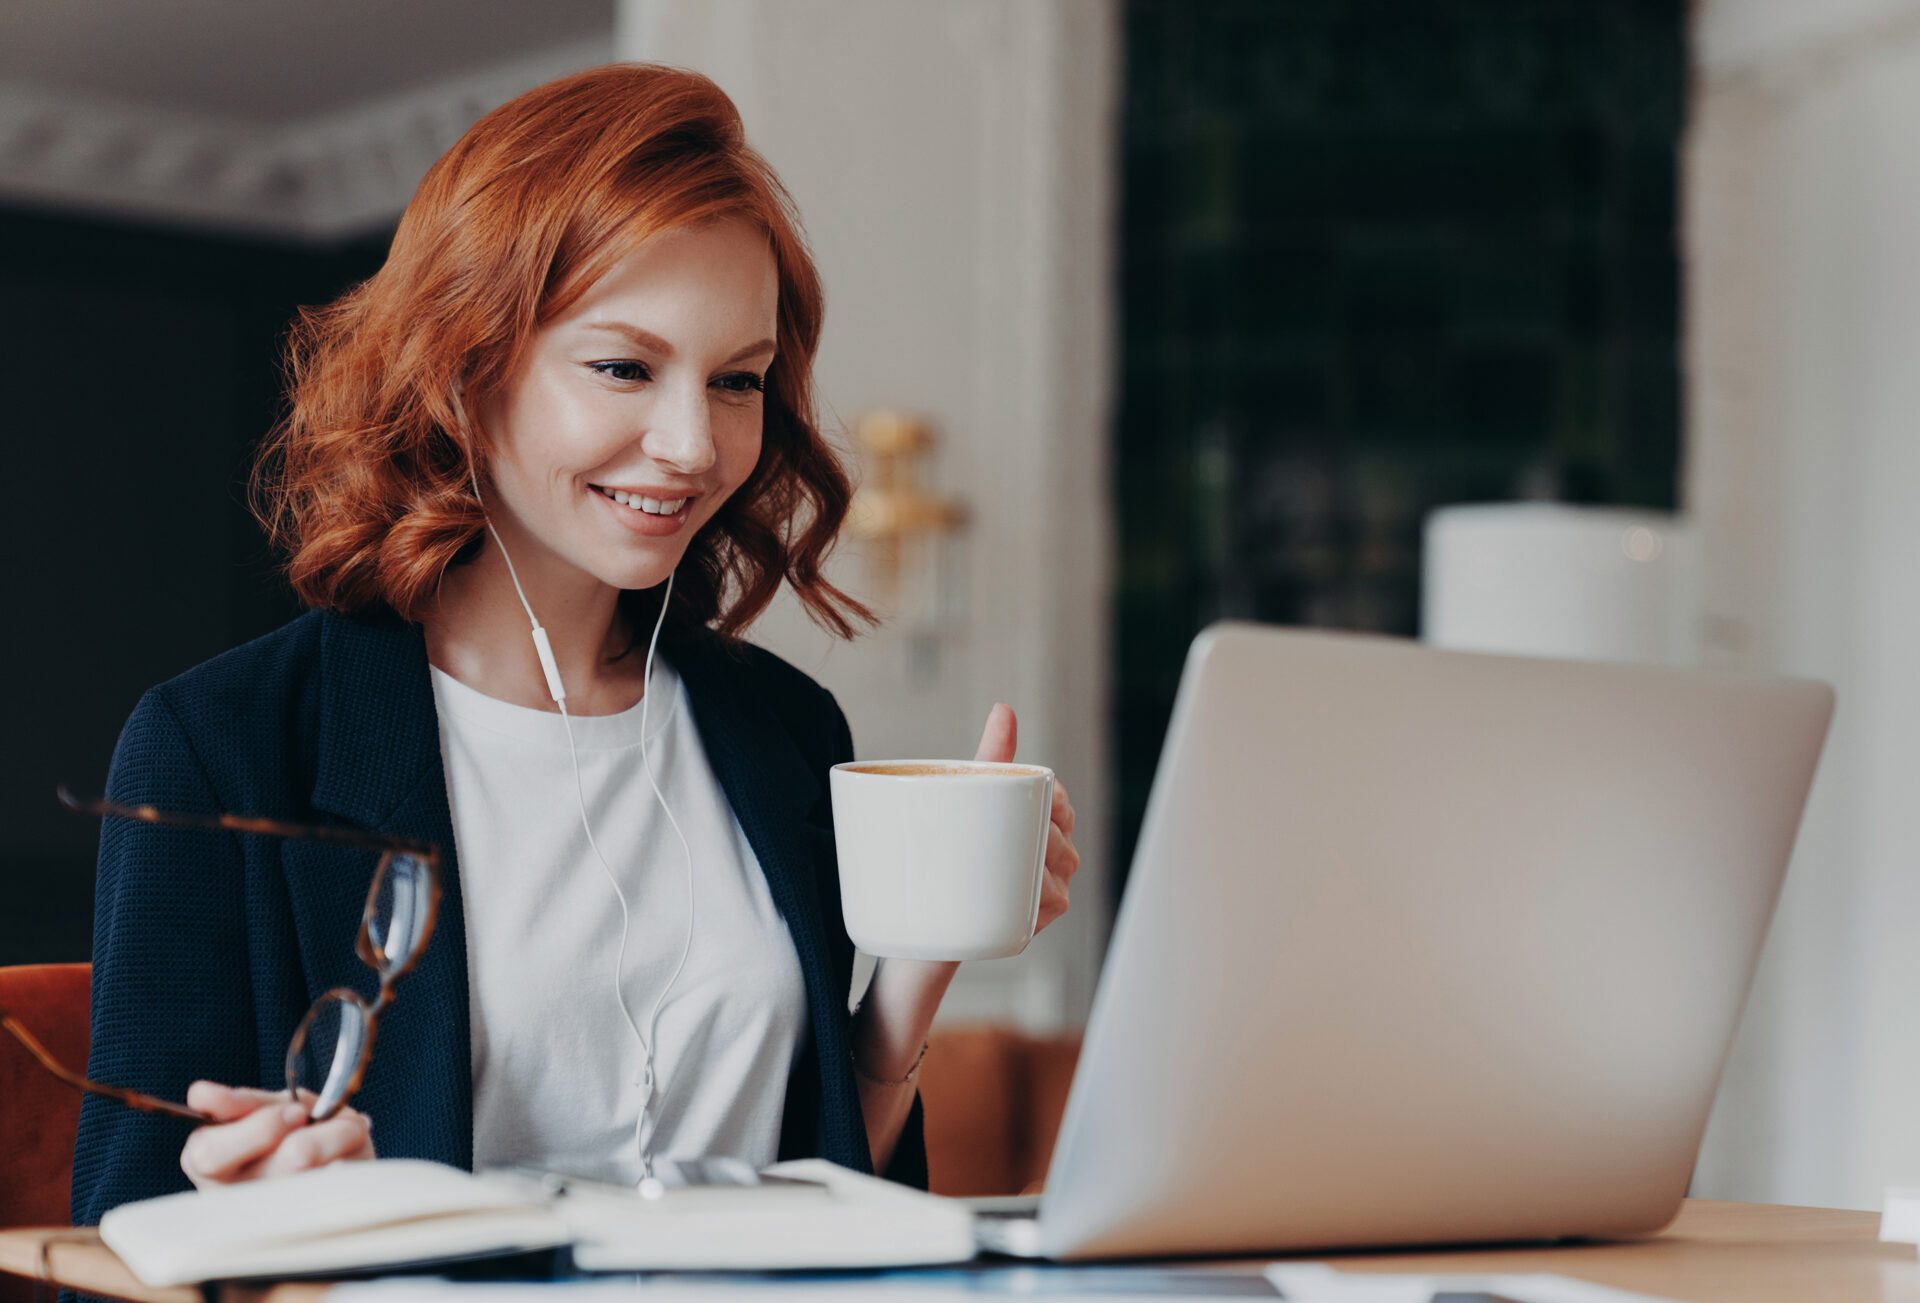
71, 605, 926, 1226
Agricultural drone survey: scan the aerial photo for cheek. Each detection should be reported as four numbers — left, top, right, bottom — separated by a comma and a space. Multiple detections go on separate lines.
501, 372, 623, 479
717, 410, 766, 493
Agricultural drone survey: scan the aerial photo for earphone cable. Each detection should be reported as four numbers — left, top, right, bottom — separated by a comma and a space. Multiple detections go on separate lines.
467, 459, 693, 1180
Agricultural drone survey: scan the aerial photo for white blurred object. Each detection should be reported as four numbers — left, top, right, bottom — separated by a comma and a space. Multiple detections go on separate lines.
1266, 1264, 1680, 1302
1883, 1187, 1920, 1250
1422, 504, 1699, 665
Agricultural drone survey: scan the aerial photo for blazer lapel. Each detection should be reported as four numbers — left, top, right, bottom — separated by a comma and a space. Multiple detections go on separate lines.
294, 608, 473, 1169
669, 632, 869, 1172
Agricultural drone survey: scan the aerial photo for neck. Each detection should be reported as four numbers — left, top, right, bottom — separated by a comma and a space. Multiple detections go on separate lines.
422, 516, 655, 716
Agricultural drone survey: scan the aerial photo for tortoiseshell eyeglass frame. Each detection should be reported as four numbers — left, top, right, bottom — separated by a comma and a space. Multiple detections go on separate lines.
0, 786, 442, 1126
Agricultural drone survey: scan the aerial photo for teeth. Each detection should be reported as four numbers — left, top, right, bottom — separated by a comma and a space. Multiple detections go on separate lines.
597, 487, 686, 516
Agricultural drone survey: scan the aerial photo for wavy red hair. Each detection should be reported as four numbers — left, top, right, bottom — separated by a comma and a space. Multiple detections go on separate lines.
250, 62, 871, 643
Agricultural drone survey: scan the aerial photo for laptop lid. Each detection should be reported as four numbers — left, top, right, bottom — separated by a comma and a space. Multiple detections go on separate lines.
1033, 623, 1832, 1260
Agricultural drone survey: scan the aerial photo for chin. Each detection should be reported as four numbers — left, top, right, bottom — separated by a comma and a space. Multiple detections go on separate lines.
596, 552, 682, 594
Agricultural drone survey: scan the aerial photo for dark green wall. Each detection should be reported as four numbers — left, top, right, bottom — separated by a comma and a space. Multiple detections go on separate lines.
1114, 0, 1686, 881
0, 208, 390, 964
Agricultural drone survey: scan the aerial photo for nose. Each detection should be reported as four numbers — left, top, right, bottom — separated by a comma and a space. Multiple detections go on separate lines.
641, 379, 718, 478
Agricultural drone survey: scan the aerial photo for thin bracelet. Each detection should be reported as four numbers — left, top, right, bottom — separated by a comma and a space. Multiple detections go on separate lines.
852, 1039, 929, 1088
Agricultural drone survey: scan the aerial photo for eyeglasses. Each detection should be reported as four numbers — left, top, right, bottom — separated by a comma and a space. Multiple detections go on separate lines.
0, 786, 442, 1125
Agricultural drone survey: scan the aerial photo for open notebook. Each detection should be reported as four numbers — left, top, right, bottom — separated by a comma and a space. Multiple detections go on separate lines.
98, 1158, 975, 1286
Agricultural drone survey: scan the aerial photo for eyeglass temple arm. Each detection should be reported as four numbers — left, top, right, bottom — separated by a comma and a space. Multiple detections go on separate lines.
56, 785, 441, 863
0, 1010, 213, 1124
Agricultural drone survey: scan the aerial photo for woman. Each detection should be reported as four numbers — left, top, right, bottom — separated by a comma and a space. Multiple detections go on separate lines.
70, 63, 1078, 1217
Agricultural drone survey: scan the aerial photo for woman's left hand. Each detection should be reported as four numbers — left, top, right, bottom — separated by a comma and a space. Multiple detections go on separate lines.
851, 703, 1079, 1173
974, 702, 1080, 934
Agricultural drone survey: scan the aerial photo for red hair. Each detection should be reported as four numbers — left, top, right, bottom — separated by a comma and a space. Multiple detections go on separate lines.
250, 62, 871, 642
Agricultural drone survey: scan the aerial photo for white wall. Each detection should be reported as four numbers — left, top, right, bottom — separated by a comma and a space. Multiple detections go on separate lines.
1688, 0, 1920, 1209
616, 0, 1119, 1028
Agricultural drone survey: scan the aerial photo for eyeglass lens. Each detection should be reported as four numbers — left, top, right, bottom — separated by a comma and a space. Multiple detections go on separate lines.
287, 993, 370, 1121
367, 852, 434, 976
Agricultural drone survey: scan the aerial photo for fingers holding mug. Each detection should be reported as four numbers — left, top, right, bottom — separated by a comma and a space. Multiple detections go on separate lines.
1035, 817, 1080, 932
1036, 861, 1072, 933
1045, 820, 1080, 884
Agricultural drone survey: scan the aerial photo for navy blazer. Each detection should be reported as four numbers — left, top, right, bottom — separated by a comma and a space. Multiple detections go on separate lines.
71, 605, 926, 1225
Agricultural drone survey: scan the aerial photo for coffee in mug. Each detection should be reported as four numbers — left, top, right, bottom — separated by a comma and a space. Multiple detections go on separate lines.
830, 759, 1056, 960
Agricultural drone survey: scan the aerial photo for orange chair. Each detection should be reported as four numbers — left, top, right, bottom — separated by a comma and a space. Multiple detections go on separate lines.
0, 963, 90, 1230
0, 962, 90, 1303
920, 1024, 1082, 1196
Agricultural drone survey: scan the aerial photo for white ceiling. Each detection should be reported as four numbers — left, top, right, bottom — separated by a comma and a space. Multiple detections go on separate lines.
0, 0, 616, 238
0, 0, 613, 122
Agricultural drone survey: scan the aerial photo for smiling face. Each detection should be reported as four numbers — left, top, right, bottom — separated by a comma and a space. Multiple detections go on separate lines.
472, 216, 778, 597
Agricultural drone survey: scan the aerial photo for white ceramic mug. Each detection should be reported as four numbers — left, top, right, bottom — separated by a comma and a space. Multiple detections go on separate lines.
829, 759, 1056, 960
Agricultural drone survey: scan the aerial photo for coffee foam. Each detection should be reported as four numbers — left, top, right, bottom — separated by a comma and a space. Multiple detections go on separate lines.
842, 762, 1047, 778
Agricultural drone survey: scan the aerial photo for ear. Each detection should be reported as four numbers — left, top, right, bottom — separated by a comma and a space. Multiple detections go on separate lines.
450, 378, 474, 438
448, 380, 489, 506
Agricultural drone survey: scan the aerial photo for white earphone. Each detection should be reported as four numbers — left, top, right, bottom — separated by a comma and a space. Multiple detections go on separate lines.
461, 416, 695, 1182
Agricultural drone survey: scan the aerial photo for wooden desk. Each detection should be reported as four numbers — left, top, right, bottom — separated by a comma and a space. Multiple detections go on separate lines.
1, 1200, 1915, 1302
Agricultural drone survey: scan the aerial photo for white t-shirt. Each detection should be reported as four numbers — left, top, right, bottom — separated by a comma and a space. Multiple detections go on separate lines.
428, 655, 808, 1184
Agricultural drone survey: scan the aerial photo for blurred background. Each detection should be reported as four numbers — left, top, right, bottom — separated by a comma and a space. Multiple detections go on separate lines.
2, 0, 1916, 1211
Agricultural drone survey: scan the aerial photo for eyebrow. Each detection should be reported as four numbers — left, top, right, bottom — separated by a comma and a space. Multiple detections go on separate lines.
581, 321, 776, 366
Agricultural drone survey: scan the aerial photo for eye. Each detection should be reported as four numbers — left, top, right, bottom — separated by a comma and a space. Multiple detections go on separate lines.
589, 360, 651, 384
713, 371, 766, 397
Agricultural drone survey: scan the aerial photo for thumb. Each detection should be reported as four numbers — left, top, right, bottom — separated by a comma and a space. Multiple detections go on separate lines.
974, 703, 1017, 764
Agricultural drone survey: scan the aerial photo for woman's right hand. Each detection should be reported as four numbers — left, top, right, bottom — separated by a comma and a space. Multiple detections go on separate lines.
179, 1080, 375, 1188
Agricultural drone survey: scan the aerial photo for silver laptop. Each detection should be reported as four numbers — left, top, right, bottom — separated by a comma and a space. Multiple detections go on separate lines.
975, 622, 1833, 1260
